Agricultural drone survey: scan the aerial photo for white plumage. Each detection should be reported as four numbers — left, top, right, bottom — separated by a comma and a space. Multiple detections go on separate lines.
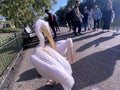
35, 19, 74, 62
56, 38, 74, 62
30, 19, 74, 90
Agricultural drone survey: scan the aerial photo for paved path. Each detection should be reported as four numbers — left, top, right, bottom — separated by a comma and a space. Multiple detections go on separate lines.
3, 27, 120, 90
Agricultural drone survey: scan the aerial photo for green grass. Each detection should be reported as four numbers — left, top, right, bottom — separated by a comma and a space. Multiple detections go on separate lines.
0, 31, 24, 76
0, 40, 19, 76
0, 34, 14, 46
0, 38, 11, 46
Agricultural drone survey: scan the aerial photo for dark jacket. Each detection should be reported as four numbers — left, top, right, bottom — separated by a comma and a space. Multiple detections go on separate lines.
72, 6, 84, 22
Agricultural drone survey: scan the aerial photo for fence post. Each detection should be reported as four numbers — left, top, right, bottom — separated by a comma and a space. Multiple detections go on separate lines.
14, 32, 20, 51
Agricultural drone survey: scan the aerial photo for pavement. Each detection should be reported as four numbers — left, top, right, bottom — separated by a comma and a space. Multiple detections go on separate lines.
1, 27, 120, 90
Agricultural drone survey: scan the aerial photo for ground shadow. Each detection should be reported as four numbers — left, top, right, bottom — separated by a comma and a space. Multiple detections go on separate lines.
36, 84, 63, 90
23, 30, 96, 50
57, 30, 97, 42
17, 68, 42, 82
54, 32, 75, 41
72, 44, 120, 90
76, 32, 119, 52
23, 32, 74, 50
73, 31, 104, 42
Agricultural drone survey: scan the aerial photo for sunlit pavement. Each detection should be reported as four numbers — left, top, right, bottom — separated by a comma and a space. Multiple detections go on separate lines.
3, 27, 120, 90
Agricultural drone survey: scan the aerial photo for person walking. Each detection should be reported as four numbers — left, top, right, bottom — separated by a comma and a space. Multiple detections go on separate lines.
92, 5, 102, 31
72, 0, 84, 36
45, 9, 57, 38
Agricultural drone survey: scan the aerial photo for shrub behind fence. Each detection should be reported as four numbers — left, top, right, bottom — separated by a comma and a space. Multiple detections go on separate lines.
0, 32, 24, 76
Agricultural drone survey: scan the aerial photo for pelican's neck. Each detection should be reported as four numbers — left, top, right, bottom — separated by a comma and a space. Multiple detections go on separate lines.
37, 30, 45, 48
40, 34, 45, 48
35, 20, 56, 50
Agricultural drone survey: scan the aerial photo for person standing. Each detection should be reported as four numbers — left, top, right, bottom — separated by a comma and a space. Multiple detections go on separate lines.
45, 9, 57, 38
83, 6, 89, 31
88, 8, 94, 30
66, 7, 73, 32
54, 14, 60, 32
92, 5, 102, 31
102, 0, 115, 31
72, 0, 84, 35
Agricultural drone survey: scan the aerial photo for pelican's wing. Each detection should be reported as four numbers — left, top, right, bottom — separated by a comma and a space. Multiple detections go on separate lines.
43, 46, 72, 75
30, 49, 74, 90
56, 38, 74, 63
31, 55, 74, 90
33, 47, 65, 71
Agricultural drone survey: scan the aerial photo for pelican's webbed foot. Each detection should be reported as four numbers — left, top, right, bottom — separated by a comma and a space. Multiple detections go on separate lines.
46, 79, 57, 86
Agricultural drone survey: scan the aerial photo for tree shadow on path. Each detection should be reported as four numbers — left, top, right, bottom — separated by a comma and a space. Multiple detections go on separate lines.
36, 84, 64, 90
72, 44, 120, 89
73, 31, 104, 42
76, 32, 120, 52
17, 68, 42, 82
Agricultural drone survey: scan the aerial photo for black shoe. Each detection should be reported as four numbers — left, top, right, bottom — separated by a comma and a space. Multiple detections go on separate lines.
68, 29, 71, 32
75, 33, 78, 36
88, 28, 90, 30
78, 32, 82, 35
53, 36, 57, 39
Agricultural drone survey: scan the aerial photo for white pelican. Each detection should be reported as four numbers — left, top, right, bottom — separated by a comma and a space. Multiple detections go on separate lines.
30, 19, 74, 90
35, 19, 74, 63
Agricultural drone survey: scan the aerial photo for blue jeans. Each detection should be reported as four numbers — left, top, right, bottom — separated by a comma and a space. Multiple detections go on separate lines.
94, 19, 100, 29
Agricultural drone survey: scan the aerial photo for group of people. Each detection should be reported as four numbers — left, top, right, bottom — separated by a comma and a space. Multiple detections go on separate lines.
66, 0, 115, 36
66, 0, 84, 36
31, 0, 115, 88
44, 0, 115, 38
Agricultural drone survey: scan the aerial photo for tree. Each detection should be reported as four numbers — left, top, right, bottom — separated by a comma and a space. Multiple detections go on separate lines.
0, 0, 56, 28
56, 7, 66, 26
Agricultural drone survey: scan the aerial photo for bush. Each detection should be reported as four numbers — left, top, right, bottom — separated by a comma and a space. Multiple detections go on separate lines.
0, 28, 22, 33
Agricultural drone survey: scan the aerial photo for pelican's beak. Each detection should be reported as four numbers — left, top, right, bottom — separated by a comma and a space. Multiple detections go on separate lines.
42, 28, 56, 50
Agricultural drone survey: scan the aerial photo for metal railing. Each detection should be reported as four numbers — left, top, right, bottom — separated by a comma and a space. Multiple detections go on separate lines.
0, 32, 24, 86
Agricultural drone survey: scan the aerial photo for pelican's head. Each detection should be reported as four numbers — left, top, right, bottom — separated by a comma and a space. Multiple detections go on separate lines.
34, 19, 56, 50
